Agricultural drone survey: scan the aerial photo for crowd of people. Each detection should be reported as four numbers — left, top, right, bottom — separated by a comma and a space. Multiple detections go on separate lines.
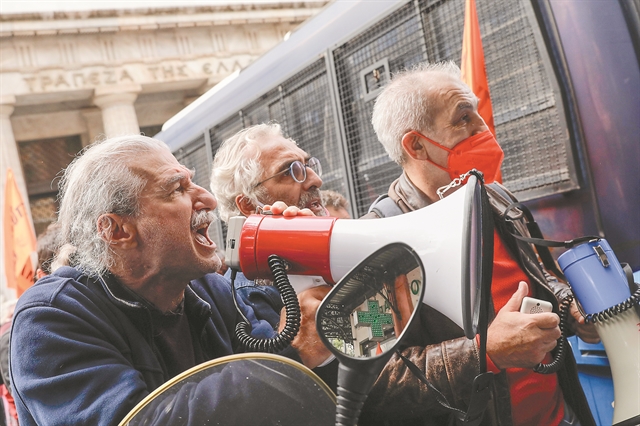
3, 61, 598, 426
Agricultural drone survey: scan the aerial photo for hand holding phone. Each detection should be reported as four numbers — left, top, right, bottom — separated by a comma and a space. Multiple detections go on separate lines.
520, 297, 553, 314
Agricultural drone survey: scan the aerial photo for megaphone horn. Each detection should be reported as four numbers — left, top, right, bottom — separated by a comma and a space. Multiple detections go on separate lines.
558, 241, 640, 426
226, 176, 484, 339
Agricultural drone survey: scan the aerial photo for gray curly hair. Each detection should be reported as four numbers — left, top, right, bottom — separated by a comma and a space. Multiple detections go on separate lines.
56, 135, 168, 277
371, 61, 461, 165
210, 123, 288, 223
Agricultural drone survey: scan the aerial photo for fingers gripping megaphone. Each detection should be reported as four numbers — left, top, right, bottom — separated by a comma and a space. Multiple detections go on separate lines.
226, 175, 484, 339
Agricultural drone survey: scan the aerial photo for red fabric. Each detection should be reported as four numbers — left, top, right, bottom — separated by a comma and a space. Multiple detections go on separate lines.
461, 0, 502, 183
490, 230, 564, 425
1, 384, 18, 421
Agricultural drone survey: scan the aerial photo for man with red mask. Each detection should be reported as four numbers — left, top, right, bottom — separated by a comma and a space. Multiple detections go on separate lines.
359, 62, 598, 426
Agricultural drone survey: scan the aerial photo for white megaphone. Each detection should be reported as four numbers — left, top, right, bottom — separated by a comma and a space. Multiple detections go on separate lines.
558, 240, 640, 426
226, 175, 484, 339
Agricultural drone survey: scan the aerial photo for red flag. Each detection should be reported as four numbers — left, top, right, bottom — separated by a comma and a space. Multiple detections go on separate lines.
376, 342, 383, 355
3, 168, 37, 296
461, 0, 501, 182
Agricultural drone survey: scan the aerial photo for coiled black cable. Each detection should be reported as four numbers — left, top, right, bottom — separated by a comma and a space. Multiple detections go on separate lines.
584, 287, 640, 324
534, 286, 640, 374
533, 295, 573, 374
233, 254, 301, 353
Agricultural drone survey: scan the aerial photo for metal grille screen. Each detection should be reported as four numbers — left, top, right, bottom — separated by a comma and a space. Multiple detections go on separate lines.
332, 0, 576, 216
180, 0, 578, 225
280, 59, 345, 197
332, 2, 422, 216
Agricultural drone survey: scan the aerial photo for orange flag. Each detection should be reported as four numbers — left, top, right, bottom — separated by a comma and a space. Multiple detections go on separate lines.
3, 168, 37, 296
461, 0, 494, 135
461, 0, 501, 182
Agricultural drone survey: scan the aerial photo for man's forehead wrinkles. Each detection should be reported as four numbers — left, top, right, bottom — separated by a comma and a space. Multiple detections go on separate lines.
456, 100, 474, 111
274, 153, 307, 171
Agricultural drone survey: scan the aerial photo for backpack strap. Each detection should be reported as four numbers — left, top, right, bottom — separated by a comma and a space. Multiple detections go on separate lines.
367, 194, 404, 218
488, 183, 600, 281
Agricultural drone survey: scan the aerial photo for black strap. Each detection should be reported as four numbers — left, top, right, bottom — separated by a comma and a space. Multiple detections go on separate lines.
500, 201, 600, 280
477, 176, 493, 373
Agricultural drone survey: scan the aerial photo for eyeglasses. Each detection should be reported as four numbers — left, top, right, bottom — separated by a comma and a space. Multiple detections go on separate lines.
254, 157, 322, 187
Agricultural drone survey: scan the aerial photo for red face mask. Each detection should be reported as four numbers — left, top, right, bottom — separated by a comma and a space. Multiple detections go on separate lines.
411, 129, 504, 183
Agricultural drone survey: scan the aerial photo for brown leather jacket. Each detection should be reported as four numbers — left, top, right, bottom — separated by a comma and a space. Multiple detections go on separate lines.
359, 172, 595, 426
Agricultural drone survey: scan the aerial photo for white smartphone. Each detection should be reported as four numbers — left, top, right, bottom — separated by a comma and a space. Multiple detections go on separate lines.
520, 297, 553, 314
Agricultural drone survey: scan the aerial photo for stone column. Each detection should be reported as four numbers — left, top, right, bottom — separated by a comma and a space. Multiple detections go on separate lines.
0, 95, 31, 303
80, 108, 106, 146
93, 84, 142, 137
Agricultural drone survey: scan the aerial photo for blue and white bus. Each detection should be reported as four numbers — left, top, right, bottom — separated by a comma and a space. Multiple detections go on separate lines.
155, 0, 640, 272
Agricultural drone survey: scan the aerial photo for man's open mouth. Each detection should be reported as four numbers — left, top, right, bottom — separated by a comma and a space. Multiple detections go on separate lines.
194, 223, 215, 247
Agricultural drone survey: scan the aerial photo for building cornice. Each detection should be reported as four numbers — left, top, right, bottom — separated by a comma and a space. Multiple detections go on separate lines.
0, 2, 328, 38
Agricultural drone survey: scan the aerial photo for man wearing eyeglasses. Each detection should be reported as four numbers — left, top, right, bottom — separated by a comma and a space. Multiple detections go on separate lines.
211, 123, 326, 220
210, 123, 335, 378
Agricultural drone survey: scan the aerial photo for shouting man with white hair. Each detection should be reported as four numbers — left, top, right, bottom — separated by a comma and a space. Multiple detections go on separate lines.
9, 135, 329, 425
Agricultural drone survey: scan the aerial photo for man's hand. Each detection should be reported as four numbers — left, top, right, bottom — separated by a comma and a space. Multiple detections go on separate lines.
279, 285, 332, 368
264, 201, 314, 217
568, 299, 600, 343
487, 281, 561, 369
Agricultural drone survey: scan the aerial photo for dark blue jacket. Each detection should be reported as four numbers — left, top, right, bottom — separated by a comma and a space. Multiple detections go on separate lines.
9, 266, 294, 425
225, 269, 284, 337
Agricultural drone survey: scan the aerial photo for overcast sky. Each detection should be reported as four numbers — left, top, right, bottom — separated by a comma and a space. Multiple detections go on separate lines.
0, 0, 313, 15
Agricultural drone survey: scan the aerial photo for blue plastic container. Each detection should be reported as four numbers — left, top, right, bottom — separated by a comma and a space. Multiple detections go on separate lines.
557, 239, 629, 314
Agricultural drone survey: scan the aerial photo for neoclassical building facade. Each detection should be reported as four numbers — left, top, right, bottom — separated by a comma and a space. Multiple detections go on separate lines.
0, 2, 327, 301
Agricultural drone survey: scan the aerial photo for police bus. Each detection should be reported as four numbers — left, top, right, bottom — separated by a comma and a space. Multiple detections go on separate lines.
155, 0, 640, 274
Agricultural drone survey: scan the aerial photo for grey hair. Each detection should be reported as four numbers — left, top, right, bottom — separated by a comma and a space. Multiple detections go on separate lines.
210, 123, 288, 223
56, 134, 168, 277
371, 61, 461, 165
320, 189, 348, 209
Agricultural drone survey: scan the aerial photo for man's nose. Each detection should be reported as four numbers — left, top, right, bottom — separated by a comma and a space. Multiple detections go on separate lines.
472, 113, 489, 135
194, 185, 217, 211
303, 167, 322, 190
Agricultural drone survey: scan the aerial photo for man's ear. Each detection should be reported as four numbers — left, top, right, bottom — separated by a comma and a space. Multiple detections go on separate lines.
401, 131, 430, 161
235, 194, 256, 217
97, 214, 138, 249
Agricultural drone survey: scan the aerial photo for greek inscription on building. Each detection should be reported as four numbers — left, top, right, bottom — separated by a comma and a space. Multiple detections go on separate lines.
23, 69, 136, 92
21, 60, 245, 92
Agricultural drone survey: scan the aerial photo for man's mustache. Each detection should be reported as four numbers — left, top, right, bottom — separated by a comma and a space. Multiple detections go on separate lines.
191, 210, 217, 230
